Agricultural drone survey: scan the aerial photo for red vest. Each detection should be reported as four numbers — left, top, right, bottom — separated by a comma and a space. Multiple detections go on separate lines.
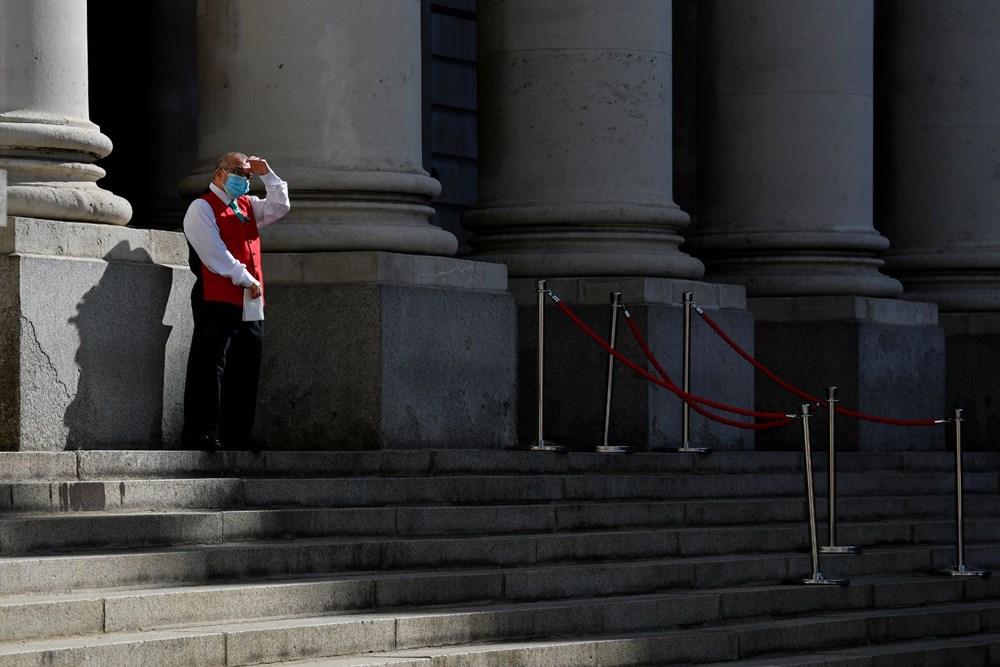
197, 193, 263, 307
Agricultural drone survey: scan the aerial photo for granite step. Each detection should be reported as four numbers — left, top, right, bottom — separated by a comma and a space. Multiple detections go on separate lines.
3, 566, 995, 644
5, 450, 998, 483
2, 589, 999, 667
4, 467, 997, 514
4, 493, 997, 556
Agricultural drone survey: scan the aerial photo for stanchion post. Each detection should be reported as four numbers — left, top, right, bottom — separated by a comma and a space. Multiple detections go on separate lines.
595, 292, 629, 453
658, 291, 711, 454
934, 408, 989, 577
787, 403, 848, 586
682, 291, 693, 446
819, 386, 860, 555
527, 279, 567, 453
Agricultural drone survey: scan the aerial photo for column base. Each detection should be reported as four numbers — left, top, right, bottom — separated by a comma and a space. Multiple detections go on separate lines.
749, 296, 945, 452
0, 217, 193, 451
510, 277, 755, 452
257, 251, 517, 450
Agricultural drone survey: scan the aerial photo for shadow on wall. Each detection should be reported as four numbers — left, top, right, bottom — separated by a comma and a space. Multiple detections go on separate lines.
64, 241, 174, 449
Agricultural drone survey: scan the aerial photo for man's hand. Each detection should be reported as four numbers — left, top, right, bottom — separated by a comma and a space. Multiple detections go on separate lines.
249, 282, 262, 299
247, 156, 270, 175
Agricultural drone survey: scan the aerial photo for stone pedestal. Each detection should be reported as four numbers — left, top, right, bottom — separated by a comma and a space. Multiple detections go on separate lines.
0, 217, 193, 451
257, 252, 517, 450
940, 314, 1000, 452
510, 277, 754, 452
749, 297, 945, 451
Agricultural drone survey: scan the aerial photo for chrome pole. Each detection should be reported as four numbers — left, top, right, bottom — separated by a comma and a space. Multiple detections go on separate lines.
528, 279, 566, 453
790, 403, 847, 586
596, 292, 629, 453
682, 291, 692, 446
819, 387, 860, 555
936, 408, 988, 577
660, 291, 710, 453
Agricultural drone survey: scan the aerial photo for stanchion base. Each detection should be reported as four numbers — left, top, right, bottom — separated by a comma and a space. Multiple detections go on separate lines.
933, 565, 991, 578
509, 440, 569, 453
784, 572, 849, 586
819, 545, 862, 555
652, 446, 712, 454
594, 445, 632, 454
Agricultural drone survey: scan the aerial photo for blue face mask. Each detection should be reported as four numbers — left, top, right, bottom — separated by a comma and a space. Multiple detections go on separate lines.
224, 173, 251, 199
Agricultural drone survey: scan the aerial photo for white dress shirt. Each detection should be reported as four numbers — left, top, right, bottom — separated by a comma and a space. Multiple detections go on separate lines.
183, 170, 291, 288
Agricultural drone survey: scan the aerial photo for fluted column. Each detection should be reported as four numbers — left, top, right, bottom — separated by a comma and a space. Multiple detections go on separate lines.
0, 0, 131, 225
690, 0, 900, 297
880, 1, 1000, 311
463, 0, 702, 279
178, 0, 456, 256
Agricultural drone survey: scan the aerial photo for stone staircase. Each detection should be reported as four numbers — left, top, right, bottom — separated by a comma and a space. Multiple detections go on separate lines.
1, 448, 999, 666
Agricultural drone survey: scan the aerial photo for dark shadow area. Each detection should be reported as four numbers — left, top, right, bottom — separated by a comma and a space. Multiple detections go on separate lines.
64, 242, 173, 449
88, 0, 198, 231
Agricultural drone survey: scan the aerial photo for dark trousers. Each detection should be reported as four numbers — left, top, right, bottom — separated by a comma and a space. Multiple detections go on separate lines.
182, 299, 264, 445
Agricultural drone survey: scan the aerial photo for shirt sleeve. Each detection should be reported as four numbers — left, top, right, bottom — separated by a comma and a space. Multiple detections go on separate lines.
248, 169, 291, 229
183, 199, 257, 287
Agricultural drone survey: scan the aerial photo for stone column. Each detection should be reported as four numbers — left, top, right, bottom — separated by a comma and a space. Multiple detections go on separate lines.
180, 0, 516, 450
463, 0, 703, 279
178, 0, 455, 256
0, 0, 131, 225
466, 1, 755, 451
693, 0, 944, 450
879, 1, 1000, 449
880, 1, 1000, 311
690, 0, 897, 297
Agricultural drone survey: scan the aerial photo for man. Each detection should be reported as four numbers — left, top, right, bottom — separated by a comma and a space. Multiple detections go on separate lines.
181, 152, 290, 452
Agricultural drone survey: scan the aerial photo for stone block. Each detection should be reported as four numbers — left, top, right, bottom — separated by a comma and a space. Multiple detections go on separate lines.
257, 251, 517, 450
0, 218, 193, 451
940, 312, 1000, 451
750, 296, 946, 451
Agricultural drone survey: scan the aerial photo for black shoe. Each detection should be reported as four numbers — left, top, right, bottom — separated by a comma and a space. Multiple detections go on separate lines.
183, 433, 223, 452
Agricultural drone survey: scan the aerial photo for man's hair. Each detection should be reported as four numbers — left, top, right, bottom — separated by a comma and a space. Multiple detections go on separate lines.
215, 152, 248, 170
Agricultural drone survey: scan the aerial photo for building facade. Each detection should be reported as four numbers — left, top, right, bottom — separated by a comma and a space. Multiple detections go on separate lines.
1, 0, 998, 452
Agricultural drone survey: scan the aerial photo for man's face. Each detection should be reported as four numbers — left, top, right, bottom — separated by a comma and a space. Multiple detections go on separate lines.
218, 158, 252, 182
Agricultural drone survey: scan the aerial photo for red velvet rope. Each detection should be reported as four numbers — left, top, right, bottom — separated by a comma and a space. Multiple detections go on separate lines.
696, 308, 939, 427
623, 313, 793, 429
553, 298, 795, 431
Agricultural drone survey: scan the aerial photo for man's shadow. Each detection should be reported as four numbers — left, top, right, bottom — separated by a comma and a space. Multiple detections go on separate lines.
64, 241, 173, 449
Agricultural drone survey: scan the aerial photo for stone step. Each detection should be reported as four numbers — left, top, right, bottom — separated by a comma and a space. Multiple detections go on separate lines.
0, 515, 993, 596
1, 473, 805, 513
0, 528, 812, 594
4, 467, 996, 514
2, 588, 998, 666
2, 448, 998, 665
308, 630, 1000, 667
4, 450, 998, 483
5, 493, 999, 556
2, 561, 994, 645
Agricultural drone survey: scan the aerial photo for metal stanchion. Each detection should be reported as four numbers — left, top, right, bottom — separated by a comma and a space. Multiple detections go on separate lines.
526, 279, 567, 453
788, 404, 848, 586
818, 386, 861, 556
595, 292, 630, 454
934, 408, 989, 577
659, 292, 710, 453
